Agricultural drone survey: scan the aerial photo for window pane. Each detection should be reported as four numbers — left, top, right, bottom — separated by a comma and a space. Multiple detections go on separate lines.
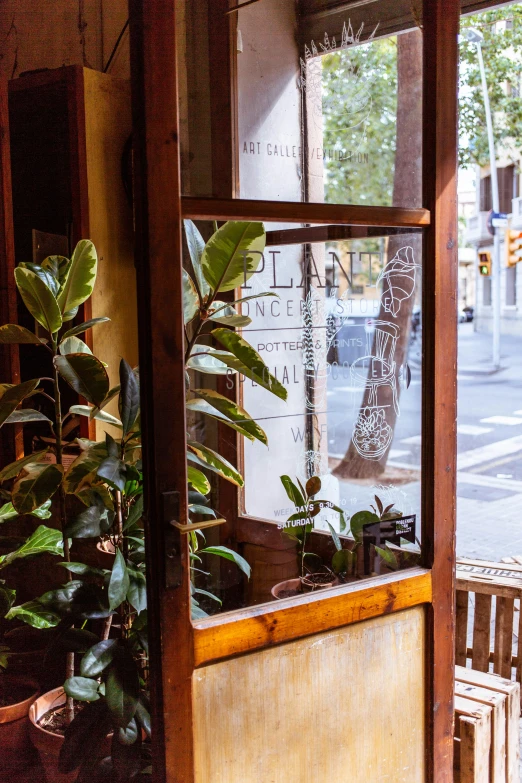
179, 0, 424, 208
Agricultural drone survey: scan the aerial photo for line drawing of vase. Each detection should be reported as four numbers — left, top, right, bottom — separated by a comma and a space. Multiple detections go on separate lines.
377, 246, 420, 317
349, 320, 400, 416
352, 407, 393, 460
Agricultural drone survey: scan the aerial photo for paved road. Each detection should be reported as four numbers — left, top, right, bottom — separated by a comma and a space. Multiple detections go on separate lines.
326, 322, 522, 561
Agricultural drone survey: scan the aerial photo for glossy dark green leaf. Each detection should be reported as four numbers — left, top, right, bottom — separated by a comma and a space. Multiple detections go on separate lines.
61, 317, 110, 341
0, 585, 15, 616
375, 545, 399, 570
127, 568, 147, 614
0, 502, 17, 521
350, 510, 380, 543
0, 379, 40, 428
69, 404, 122, 428
332, 548, 356, 576
59, 700, 111, 774
119, 358, 140, 435
18, 262, 60, 296
327, 522, 342, 552
41, 254, 70, 284
64, 499, 112, 538
4, 409, 51, 425
0, 450, 48, 483
280, 475, 305, 509
54, 353, 109, 406
105, 648, 140, 728
108, 549, 130, 611
52, 628, 99, 654
59, 561, 107, 576
111, 725, 142, 779
116, 717, 139, 745
39, 580, 111, 620
97, 456, 127, 492
80, 639, 118, 677
190, 389, 267, 444
184, 219, 209, 298
14, 266, 62, 333
211, 328, 287, 400
64, 676, 100, 702
123, 495, 143, 532
0, 525, 64, 569
201, 221, 266, 292
12, 463, 63, 515
57, 240, 98, 320
0, 324, 47, 344
189, 504, 216, 517
199, 545, 251, 578
64, 442, 107, 494
135, 699, 151, 738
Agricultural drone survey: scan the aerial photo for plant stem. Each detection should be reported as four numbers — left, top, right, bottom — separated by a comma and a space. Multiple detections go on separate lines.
52, 338, 74, 726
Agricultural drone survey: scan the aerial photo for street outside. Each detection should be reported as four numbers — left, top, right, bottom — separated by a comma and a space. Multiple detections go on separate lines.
327, 322, 522, 560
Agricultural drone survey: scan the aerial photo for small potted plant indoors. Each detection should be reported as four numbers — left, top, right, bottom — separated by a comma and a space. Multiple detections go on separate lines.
271, 475, 350, 599
0, 218, 286, 780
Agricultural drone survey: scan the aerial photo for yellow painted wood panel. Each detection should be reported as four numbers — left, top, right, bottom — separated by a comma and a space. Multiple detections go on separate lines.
193, 606, 426, 783
83, 68, 137, 437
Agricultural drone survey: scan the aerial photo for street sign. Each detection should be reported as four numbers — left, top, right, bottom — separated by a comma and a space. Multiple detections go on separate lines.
487, 210, 509, 234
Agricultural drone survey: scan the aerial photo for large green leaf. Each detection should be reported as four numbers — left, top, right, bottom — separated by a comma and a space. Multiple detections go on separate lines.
184, 219, 209, 298
0, 502, 18, 521
57, 240, 98, 319
0, 324, 47, 344
186, 345, 234, 375
39, 580, 111, 620
97, 456, 127, 492
186, 397, 260, 443
14, 267, 63, 333
12, 463, 63, 514
208, 302, 251, 328
280, 475, 305, 509
119, 359, 140, 435
211, 328, 287, 400
59, 336, 92, 355
64, 443, 107, 494
105, 648, 140, 728
80, 639, 118, 677
127, 568, 147, 614
0, 585, 15, 617
54, 353, 109, 406
64, 676, 100, 702
18, 262, 60, 297
61, 317, 110, 341
199, 545, 251, 578
41, 254, 71, 284
183, 269, 199, 324
108, 549, 130, 611
69, 404, 122, 428
0, 379, 40, 428
191, 389, 267, 444
187, 441, 244, 487
6, 600, 60, 628
0, 525, 64, 569
4, 409, 51, 425
64, 497, 112, 538
201, 221, 266, 293
350, 510, 380, 543
187, 466, 210, 494
0, 449, 49, 483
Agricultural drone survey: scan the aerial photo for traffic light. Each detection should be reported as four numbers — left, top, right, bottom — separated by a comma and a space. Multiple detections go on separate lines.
478, 251, 491, 276
506, 230, 522, 267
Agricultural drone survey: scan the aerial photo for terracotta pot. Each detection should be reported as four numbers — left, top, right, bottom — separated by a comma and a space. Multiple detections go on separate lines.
29, 687, 113, 783
29, 687, 76, 783
271, 575, 340, 600
0, 676, 40, 772
96, 540, 116, 570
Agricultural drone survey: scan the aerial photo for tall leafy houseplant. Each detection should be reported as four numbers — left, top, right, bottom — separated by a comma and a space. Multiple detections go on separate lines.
0, 240, 112, 726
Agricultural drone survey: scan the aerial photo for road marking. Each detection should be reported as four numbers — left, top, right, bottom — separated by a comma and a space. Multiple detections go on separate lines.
401, 435, 422, 445
514, 410, 522, 416
389, 449, 411, 459
458, 471, 522, 493
480, 415, 522, 426
458, 424, 493, 436
458, 434, 522, 470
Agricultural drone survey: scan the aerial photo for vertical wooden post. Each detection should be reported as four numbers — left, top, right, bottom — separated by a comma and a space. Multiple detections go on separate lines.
423, 0, 459, 780
0, 80, 21, 465
129, 3, 193, 782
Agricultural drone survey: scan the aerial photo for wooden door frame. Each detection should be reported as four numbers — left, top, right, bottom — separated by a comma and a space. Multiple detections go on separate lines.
129, 1, 459, 780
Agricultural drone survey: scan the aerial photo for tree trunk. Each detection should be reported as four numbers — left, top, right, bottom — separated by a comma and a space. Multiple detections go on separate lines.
333, 29, 423, 481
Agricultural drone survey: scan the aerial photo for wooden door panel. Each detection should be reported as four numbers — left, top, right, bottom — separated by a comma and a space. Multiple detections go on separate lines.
194, 607, 426, 783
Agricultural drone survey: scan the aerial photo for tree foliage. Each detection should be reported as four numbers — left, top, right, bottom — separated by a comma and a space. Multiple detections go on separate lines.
460, 9, 522, 169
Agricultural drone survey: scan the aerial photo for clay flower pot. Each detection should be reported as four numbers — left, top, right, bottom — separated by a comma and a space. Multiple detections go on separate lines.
29, 687, 76, 783
0, 676, 40, 772
271, 574, 340, 600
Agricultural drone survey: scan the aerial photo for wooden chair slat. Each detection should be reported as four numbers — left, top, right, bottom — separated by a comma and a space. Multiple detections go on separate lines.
494, 597, 515, 679
472, 593, 493, 672
456, 589, 469, 667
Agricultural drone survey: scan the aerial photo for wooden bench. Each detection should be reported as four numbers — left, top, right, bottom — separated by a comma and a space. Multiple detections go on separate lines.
454, 666, 520, 783
456, 558, 522, 706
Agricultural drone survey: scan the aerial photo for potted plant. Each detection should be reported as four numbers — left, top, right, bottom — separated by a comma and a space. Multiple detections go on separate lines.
271, 475, 349, 599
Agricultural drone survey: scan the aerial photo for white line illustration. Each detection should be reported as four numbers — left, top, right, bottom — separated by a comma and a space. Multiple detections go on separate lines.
350, 319, 400, 416
352, 407, 393, 460
377, 246, 420, 317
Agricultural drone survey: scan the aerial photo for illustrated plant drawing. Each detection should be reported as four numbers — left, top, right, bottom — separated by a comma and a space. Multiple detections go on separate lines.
0, 218, 289, 778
